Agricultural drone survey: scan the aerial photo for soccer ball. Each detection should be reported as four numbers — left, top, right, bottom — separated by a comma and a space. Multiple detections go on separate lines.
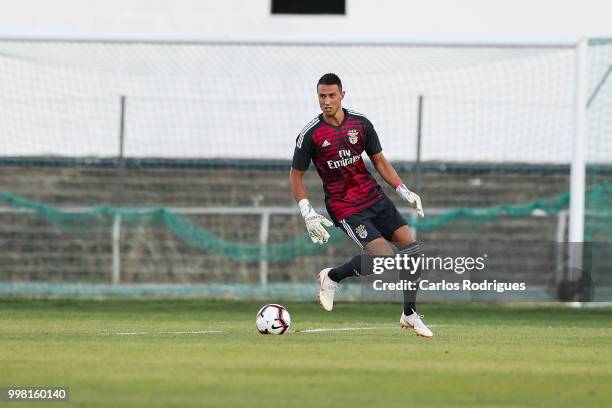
256, 304, 291, 335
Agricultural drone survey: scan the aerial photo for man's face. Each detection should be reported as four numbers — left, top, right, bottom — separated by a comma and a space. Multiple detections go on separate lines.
317, 84, 345, 117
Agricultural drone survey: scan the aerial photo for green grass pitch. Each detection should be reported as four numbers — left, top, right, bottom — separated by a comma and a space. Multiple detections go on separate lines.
1, 298, 611, 407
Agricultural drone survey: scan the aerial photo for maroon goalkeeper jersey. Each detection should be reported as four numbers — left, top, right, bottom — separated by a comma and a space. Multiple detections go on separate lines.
292, 108, 386, 222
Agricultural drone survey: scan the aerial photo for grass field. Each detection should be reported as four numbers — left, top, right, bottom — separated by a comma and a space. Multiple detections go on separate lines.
1, 298, 611, 407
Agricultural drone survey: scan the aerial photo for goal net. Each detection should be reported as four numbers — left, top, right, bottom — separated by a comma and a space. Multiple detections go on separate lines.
0, 38, 609, 300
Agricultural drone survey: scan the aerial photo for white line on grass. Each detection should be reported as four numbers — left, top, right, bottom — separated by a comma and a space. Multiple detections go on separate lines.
106, 325, 448, 336
112, 330, 224, 336
296, 327, 385, 333
294, 324, 445, 333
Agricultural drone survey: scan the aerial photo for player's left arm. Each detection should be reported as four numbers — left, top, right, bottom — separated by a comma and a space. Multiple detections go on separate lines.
369, 152, 402, 189
364, 117, 424, 217
370, 152, 425, 217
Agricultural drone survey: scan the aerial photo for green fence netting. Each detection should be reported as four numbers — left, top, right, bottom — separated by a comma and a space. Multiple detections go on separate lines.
1, 183, 610, 261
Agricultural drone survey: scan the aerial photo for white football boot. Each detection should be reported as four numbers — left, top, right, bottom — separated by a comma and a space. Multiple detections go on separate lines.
400, 309, 433, 339
317, 268, 337, 311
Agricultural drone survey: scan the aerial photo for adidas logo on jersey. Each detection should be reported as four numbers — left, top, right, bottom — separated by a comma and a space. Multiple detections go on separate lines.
322, 140, 331, 147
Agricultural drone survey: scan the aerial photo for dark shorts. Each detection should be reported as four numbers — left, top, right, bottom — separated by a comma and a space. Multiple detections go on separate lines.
332, 196, 408, 248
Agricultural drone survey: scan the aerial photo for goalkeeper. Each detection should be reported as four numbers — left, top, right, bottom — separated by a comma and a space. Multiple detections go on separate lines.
290, 73, 433, 338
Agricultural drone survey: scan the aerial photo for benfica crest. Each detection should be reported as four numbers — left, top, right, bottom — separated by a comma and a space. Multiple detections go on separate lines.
347, 129, 359, 144
355, 224, 368, 239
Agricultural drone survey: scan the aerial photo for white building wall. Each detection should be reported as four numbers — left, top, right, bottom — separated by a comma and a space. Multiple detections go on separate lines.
0, 0, 611, 41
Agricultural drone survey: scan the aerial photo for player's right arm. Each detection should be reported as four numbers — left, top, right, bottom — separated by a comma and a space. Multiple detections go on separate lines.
291, 130, 333, 245
290, 168, 308, 203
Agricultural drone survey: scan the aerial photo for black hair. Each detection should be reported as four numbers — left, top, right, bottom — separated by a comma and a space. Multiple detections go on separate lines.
317, 73, 342, 91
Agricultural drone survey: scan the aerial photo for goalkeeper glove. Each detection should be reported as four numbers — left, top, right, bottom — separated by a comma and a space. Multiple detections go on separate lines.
298, 199, 334, 245
395, 184, 425, 217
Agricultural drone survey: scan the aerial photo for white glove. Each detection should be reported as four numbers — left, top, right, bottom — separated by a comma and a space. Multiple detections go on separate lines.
395, 184, 425, 217
298, 199, 334, 244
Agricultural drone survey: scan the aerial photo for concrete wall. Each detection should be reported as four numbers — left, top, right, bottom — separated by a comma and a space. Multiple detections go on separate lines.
0, 164, 572, 283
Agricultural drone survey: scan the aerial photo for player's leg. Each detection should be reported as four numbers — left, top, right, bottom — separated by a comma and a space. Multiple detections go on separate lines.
319, 235, 395, 311
318, 212, 388, 311
327, 236, 394, 281
321, 200, 408, 301
390, 225, 419, 313
374, 198, 433, 338
390, 225, 433, 338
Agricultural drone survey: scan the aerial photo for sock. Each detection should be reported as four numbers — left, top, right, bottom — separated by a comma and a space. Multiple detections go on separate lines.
399, 242, 421, 315
328, 253, 375, 283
